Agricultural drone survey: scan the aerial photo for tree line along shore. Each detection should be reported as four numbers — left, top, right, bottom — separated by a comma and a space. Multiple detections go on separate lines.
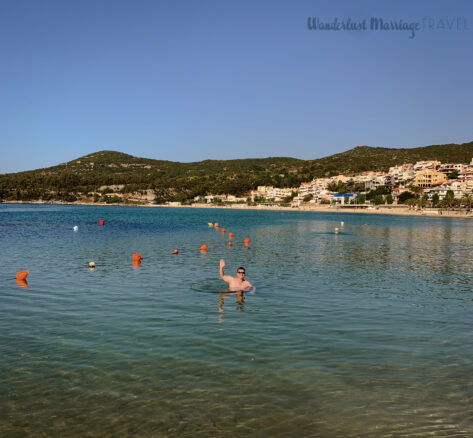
2, 143, 473, 211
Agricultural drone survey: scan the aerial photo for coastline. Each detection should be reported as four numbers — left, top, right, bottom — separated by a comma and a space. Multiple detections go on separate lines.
3, 200, 473, 219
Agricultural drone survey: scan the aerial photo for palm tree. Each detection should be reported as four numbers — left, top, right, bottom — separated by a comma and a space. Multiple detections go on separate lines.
417, 197, 428, 209
460, 193, 473, 211
444, 190, 455, 210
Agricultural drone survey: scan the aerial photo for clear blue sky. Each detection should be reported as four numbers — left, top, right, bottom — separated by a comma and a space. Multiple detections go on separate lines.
0, 0, 472, 173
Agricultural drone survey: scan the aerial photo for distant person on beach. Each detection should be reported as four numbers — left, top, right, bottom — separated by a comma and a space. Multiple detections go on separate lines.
219, 259, 252, 290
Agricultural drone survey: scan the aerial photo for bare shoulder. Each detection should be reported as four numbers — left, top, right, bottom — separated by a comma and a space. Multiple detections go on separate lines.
221, 274, 235, 284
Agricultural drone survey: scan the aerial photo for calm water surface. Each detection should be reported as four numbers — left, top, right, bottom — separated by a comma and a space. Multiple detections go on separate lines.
0, 205, 472, 437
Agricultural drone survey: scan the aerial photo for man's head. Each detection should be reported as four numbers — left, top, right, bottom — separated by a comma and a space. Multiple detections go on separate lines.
236, 267, 246, 278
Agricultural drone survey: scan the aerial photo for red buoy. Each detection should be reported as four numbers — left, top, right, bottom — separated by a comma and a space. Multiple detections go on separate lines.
16, 271, 29, 281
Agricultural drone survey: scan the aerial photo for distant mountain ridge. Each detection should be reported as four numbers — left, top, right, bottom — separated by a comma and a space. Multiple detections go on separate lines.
1, 141, 472, 203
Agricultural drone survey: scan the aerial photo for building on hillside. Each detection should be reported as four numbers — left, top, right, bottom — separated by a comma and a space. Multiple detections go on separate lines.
437, 163, 465, 176
265, 187, 295, 201
391, 187, 411, 204
274, 187, 296, 200
413, 160, 441, 171
400, 170, 416, 182
464, 158, 473, 172
365, 174, 392, 190
256, 186, 273, 195
226, 195, 247, 203
458, 170, 473, 191
297, 182, 315, 196
388, 164, 414, 174
329, 175, 349, 184
388, 164, 416, 184
202, 194, 227, 203
312, 178, 330, 189
352, 172, 378, 184
424, 180, 466, 200
250, 186, 273, 201
414, 169, 446, 187
249, 190, 259, 201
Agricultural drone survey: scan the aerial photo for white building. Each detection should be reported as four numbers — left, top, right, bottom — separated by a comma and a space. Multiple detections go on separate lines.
413, 160, 440, 171
437, 163, 465, 176
424, 180, 466, 200
365, 174, 391, 190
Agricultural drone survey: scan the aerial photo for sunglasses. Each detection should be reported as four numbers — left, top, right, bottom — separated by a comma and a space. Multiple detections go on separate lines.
237, 271, 245, 274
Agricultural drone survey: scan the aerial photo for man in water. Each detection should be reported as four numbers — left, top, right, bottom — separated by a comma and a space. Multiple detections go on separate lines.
219, 259, 252, 290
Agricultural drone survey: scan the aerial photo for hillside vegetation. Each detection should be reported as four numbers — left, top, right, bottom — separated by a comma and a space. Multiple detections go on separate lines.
1, 141, 472, 203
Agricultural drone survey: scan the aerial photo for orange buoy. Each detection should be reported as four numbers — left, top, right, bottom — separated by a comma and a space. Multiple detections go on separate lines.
214, 223, 219, 228
17, 279, 28, 287
99, 219, 105, 226
133, 260, 141, 268
16, 271, 29, 281
172, 249, 179, 255
228, 241, 232, 247
228, 232, 234, 239
133, 253, 142, 262
200, 244, 207, 252
221, 228, 226, 233
244, 237, 250, 247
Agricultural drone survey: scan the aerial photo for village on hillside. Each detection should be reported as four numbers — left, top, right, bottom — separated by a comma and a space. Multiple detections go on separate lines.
193, 158, 473, 209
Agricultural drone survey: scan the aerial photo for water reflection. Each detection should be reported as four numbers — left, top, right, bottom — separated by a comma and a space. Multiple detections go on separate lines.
16, 279, 28, 288
258, 218, 473, 299
218, 290, 248, 323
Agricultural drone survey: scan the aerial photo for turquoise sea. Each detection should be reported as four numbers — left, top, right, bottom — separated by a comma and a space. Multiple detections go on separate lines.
0, 204, 472, 437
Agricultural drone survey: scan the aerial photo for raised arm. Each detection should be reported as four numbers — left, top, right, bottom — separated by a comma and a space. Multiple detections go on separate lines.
219, 259, 232, 284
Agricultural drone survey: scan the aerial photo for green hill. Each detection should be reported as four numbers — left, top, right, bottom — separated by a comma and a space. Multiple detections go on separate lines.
1, 141, 472, 203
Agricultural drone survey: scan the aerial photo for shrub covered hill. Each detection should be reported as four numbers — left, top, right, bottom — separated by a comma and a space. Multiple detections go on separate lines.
1, 141, 473, 203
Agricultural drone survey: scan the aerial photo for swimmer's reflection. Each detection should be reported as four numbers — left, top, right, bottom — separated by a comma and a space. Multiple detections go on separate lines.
218, 288, 255, 323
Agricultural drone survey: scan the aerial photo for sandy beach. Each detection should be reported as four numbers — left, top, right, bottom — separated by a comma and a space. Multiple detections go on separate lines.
4, 200, 473, 219
185, 203, 473, 218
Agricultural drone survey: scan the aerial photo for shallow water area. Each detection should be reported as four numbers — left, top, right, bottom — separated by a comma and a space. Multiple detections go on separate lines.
1, 204, 472, 437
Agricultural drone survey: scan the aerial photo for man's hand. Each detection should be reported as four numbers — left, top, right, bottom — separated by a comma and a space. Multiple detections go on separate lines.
219, 259, 227, 281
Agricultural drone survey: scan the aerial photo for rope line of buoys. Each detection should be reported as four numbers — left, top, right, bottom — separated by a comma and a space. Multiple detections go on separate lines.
15, 220, 256, 288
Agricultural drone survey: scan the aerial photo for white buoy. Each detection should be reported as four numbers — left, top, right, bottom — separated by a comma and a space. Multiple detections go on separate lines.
73, 225, 79, 232
334, 227, 339, 234
340, 221, 344, 227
